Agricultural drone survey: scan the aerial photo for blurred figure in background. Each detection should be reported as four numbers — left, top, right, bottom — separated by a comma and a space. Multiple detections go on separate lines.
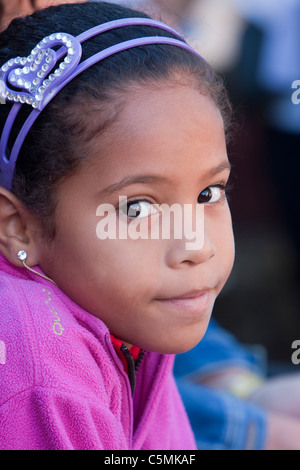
175, 319, 300, 450
0, 0, 35, 30
0, 0, 85, 31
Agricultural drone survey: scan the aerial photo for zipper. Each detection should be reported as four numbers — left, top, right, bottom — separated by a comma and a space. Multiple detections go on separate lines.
120, 344, 136, 395
105, 335, 133, 447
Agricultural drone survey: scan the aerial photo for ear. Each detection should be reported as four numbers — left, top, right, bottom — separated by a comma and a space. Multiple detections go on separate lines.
0, 187, 41, 267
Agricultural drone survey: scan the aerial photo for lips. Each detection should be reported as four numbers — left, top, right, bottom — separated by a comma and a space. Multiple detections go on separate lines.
157, 289, 211, 301
155, 289, 212, 313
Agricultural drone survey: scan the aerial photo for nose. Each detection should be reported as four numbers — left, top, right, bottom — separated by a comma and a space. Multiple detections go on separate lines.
165, 229, 216, 268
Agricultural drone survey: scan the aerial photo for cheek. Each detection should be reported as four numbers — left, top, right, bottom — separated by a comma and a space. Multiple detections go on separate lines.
81, 240, 162, 324
101, 238, 160, 279
90, 237, 161, 291
212, 206, 235, 276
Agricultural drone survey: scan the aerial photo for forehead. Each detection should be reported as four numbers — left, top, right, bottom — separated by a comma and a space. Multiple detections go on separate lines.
85, 84, 227, 181
64, 82, 227, 199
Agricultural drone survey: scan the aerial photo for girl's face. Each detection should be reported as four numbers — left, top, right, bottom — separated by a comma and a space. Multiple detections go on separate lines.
38, 83, 235, 354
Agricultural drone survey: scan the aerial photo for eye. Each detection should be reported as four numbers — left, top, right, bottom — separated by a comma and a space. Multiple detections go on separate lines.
121, 199, 158, 219
197, 185, 225, 204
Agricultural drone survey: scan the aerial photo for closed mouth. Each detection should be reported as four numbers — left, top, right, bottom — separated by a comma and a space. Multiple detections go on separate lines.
156, 289, 211, 301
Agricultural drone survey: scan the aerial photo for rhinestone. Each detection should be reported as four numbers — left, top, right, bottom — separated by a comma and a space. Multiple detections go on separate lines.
30, 64, 38, 71
32, 101, 39, 108
56, 33, 63, 40
38, 86, 46, 93
54, 69, 62, 77
24, 81, 31, 89
49, 74, 56, 81
62, 35, 68, 43
68, 48, 76, 55
17, 250, 27, 261
15, 68, 22, 75
66, 40, 73, 48
8, 59, 15, 66
14, 57, 20, 64
20, 96, 27, 103
35, 57, 42, 65
50, 34, 56, 41
43, 37, 49, 43
26, 97, 33, 104
17, 78, 25, 86
46, 56, 52, 64
10, 75, 16, 83
64, 56, 72, 64
43, 79, 51, 87
23, 66, 30, 74
14, 95, 20, 102
29, 86, 36, 94
8, 93, 14, 100
1, 64, 8, 72
37, 71, 44, 79
20, 58, 27, 65
31, 48, 39, 55
59, 62, 67, 70
42, 64, 49, 72
33, 78, 41, 85
35, 93, 43, 101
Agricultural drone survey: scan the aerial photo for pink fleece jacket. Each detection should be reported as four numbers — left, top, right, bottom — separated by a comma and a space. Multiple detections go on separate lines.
0, 255, 196, 450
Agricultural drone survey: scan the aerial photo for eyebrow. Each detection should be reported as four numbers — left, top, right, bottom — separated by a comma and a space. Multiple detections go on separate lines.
98, 160, 231, 196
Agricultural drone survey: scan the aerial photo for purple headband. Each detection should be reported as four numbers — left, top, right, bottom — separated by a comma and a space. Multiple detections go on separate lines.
0, 18, 203, 190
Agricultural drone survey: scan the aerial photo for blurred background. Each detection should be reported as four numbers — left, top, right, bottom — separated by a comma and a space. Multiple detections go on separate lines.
1, 0, 300, 367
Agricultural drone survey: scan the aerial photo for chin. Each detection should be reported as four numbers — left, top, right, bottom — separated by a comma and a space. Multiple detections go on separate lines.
143, 326, 209, 355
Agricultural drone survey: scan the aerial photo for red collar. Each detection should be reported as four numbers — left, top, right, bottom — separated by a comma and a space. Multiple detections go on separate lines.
110, 334, 142, 374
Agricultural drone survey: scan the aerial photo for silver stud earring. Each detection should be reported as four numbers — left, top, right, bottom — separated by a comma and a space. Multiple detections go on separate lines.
17, 250, 56, 285
17, 250, 28, 262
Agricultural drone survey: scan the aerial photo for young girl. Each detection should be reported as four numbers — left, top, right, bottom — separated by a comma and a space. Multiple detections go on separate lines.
0, 1, 234, 450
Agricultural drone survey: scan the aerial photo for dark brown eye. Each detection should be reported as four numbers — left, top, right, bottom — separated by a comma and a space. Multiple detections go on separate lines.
198, 187, 212, 203
127, 202, 143, 218
120, 200, 158, 219
197, 186, 224, 204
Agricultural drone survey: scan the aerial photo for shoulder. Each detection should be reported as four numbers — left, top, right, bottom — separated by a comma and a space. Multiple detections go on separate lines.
0, 272, 119, 406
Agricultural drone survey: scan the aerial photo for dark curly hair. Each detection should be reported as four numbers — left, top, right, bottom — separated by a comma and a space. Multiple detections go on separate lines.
0, 1, 232, 239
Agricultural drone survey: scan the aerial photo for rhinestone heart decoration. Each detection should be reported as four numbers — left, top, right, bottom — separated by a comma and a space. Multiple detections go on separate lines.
0, 32, 82, 111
